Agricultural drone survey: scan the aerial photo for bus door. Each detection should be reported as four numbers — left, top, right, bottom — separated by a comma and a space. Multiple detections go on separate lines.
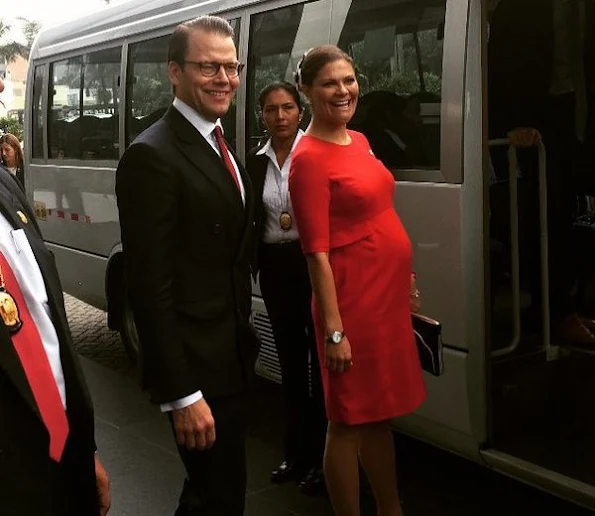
482, 0, 595, 507
327, 0, 487, 460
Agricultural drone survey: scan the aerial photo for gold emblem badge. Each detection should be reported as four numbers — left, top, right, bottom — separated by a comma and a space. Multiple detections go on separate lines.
17, 211, 28, 224
279, 212, 293, 231
0, 290, 21, 333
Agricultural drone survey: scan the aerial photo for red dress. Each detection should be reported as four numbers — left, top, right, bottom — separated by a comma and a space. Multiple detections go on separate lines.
289, 131, 426, 425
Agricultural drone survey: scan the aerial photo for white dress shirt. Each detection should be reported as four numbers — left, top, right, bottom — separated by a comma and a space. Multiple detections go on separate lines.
258, 130, 303, 244
173, 97, 245, 204
159, 99, 244, 413
0, 214, 66, 408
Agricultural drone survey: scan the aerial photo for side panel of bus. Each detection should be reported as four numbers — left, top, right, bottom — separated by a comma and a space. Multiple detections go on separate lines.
25, 0, 486, 460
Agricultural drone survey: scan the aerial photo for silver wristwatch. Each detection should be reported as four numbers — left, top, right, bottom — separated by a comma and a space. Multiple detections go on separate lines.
325, 331, 345, 345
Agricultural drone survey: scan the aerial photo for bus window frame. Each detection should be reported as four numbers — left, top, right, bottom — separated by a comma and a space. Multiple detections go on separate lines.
40, 41, 124, 167
242, 0, 333, 160
328, 0, 468, 185
122, 15, 244, 154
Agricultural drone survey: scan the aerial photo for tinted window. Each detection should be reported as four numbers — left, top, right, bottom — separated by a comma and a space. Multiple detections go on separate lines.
48, 47, 121, 160
32, 65, 45, 159
339, 0, 445, 172
49, 57, 82, 159
127, 19, 240, 148
247, 1, 327, 151
82, 48, 121, 160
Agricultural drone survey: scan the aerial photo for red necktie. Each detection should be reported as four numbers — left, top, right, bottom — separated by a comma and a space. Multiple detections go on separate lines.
213, 126, 241, 191
0, 251, 69, 462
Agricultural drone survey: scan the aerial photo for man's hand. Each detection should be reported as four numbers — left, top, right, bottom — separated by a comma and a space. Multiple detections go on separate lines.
95, 455, 111, 516
172, 398, 216, 451
325, 337, 353, 374
507, 127, 542, 148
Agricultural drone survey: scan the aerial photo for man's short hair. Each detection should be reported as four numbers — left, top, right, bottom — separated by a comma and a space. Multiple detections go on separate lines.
168, 15, 235, 67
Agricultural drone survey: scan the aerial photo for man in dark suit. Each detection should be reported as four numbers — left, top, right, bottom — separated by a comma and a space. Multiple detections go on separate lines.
488, 0, 595, 344
116, 15, 258, 516
0, 78, 110, 515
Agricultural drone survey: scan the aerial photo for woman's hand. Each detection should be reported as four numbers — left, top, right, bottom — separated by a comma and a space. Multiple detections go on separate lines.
325, 337, 353, 373
410, 274, 421, 313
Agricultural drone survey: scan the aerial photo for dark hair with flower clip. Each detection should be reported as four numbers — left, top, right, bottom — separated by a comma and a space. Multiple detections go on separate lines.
294, 45, 354, 89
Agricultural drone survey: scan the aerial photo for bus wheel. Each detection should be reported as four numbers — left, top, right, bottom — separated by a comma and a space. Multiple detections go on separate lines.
120, 283, 140, 363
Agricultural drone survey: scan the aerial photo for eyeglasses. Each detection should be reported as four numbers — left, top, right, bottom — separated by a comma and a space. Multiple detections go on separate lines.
183, 61, 245, 78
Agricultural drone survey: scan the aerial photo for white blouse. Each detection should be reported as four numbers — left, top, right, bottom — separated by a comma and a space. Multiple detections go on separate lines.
258, 130, 303, 244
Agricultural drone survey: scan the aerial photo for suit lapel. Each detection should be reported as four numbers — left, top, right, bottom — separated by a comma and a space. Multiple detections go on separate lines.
0, 179, 41, 419
0, 168, 89, 422
164, 107, 244, 213
233, 149, 256, 264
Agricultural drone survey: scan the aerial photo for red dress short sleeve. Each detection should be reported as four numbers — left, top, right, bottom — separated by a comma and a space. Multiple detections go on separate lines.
288, 131, 426, 425
289, 144, 330, 254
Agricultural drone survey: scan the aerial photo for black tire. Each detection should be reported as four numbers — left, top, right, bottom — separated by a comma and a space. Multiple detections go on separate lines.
120, 282, 140, 364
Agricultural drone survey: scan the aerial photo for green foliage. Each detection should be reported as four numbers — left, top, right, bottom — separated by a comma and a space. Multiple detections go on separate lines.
0, 117, 24, 141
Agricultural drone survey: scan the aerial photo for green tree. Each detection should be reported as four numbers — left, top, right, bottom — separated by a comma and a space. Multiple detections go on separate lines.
0, 117, 24, 140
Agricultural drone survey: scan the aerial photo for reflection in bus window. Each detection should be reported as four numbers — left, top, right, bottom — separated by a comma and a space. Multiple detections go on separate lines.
339, 0, 445, 172
126, 19, 240, 149
32, 65, 44, 159
49, 57, 82, 159
48, 47, 121, 160
127, 35, 172, 144
247, 1, 326, 150
82, 48, 121, 160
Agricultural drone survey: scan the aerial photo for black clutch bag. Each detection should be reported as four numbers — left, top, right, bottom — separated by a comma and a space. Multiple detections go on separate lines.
412, 313, 444, 376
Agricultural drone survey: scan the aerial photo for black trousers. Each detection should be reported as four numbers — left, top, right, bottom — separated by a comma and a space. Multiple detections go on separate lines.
172, 393, 248, 516
258, 240, 326, 469
51, 413, 99, 516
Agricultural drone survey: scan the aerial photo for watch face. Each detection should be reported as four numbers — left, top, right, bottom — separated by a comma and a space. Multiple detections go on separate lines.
332, 331, 342, 344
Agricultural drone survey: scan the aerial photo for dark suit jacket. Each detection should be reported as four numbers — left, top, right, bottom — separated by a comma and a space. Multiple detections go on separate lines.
0, 166, 98, 515
245, 146, 269, 277
116, 106, 258, 404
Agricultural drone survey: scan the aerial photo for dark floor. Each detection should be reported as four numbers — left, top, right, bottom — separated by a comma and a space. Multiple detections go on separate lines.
82, 356, 595, 516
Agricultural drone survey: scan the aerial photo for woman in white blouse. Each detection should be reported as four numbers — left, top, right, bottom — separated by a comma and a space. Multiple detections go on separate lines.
247, 82, 326, 494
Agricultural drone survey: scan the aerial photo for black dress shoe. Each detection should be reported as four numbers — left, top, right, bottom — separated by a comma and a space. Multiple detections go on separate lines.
298, 467, 326, 496
270, 461, 300, 483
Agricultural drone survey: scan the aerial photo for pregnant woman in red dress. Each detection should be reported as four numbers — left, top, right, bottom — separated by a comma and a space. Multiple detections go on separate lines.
289, 45, 426, 516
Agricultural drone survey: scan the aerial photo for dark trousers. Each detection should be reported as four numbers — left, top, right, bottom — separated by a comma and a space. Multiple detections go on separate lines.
172, 393, 248, 516
258, 240, 326, 469
51, 413, 99, 516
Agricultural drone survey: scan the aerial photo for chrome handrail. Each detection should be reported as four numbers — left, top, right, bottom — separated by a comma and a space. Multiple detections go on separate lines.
488, 139, 553, 359
489, 139, 521, 358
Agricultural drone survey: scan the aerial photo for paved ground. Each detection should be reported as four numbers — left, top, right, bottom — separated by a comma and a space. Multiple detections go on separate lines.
64, 294, 595, 516
65, 293, 133, 375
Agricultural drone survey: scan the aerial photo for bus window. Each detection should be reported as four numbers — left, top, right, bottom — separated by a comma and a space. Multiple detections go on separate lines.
127, 35, 172, 144
82, 47, 121, 160
246, 1, 326, 152
49, 47, 121, 160
126, 19, 240, 149
32, 65, 44, 160
338, 0, 445, 175
49, 57, 82, 159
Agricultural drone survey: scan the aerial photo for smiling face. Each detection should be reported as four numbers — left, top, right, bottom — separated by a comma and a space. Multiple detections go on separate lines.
302, 59, 358, 128
261, 88, 302, 144
168, 29, 239, 122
